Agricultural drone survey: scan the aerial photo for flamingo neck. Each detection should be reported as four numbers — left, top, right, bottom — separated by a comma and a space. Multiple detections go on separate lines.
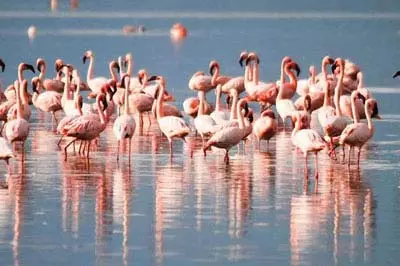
291, 117, 301, 138
365, 103, 373, 131
351, 93, 360, 123
118, 57, 125, 79
62, 71, 70, 102
211, 66, 220, 87
74, 77, 81, 100
310, 68, 316, 84
236, 99, 245, 129
321, 60, 328, 81
140, 74, 148, 90
156, 84, 165, 119
253, 62, 259, 85
127, 57, 132, 75
215, 85, 222, 112
87, 55, 94, 82
39, 64, 46, 81
197, 90, 206, 116
323, 82, 331, 107
230, 91, 238, 120
334, 67, 344, 117
96, 97, 106, 125
124, 81, 130, 115
357, 73, 364, 90
16, 83, 23, 118
109, 63, 118, 83
280, 60, 286, 85
244, 64, 252, 85
18, 66, 24, 83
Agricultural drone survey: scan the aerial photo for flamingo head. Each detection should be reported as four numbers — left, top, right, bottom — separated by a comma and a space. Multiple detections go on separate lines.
36, 58, 46, 72
31, 77, 42, 93
331, 58, 345, 74
245, 52, 260, 66
209, 60, 219, 76
119, 73, 131, 89
148, 75, 165, 87
323, 56, 334, 65
0, 58, 5, 72
138, 69, 148, 85
97, 93, 108, 111
368, 99, 381, 119
19, 63, 35, 74
309, 65, 316, 77
261, 109, 276, 119
238, 51, 248, 67
286, 61, 301, 77
54, 58, 64, 72
110, 60, 120, 74
246, 107, 254, 123
125, 53, 132, 64
281, 56, 292, 67
82, 50, 93, 64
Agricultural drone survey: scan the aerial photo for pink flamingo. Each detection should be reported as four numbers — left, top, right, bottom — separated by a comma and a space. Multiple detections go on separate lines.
291, 112, 326, 179
37, 58, 64, 93
210, 84, 230, 125
0, 136, 13, 180
203, 98, 248, 164
31, 77, 62, 123
338, 98, 380, 167
149, 75, 190, 158
7, 74, 32, 121
4, 80, 30, 161
56, 94, 83, 147
276, 61, 300, 128
294, 66, 324, 112
5, 63, 35, 104
61, 93, 109, 161
253, 109, 278, 151
209, 60, 231, 87
82, 51, 119, 97
243, 52, 279, 106
113, 74, 136, 162
292, 95, 312, 130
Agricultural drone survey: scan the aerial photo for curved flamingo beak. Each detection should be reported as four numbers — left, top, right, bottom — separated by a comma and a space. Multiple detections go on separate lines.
24, 64, 36, 74
36, 60, 45, 72
32, 79, 38, 93
147, 75, 158, 82
209, 63, 217, 76
392, 70, 400, 78
331, 62, 338, 74
0, 58, 5, 72
82, 55, 88, 64
238, 52, 248, 67
291, 62, 301, 77
372, 102, 380, 119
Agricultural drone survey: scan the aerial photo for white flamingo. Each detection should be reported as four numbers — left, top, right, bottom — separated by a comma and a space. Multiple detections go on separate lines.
194, 90, 220, 146
291, 112, 326, 179
203, 98, 248, 164
5, 80, 30, 161
113, 74, 136, 162
31, 77, 62, 123
338, 98, 380, 167
149, 75, 190, 158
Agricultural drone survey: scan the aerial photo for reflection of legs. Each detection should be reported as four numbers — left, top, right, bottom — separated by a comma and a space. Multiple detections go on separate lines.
128, 138, 132, 162
224, 150, 229, 164
86, 141, 91, 160
314, 152, 319, 179
348, 146, 352, 167
357, 146, 362, 167
304, 153, 309, 178
117, 140, 120, 162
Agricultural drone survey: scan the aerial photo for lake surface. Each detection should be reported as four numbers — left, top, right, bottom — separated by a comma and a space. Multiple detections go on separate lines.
0, 1, 400, 265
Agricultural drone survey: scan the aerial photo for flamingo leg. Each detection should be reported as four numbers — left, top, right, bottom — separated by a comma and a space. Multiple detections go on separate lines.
64, 138, 76, 161
341, 145, 345, 163
117, 140, 120, 162
357, 146, 362, 166
147, 112, 152, 126
57, 135, 64, 148
347, 146, 352, 167
128, 138, 132, 163
6, 158, 10, 174
304, 154, 309, 179
86, 141, 91, 160
169, 140, 173, 158
52, 112, 58, 125
21, 143, 25, 162
314, 152, 319, 179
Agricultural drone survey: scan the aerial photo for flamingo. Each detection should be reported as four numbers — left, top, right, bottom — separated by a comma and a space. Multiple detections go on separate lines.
337, 98, 380, 167
314, 56, 336, 94
253, 109, 278, 151
4, 63, 35, 104
294, 66, 324, 112
276, 61, 300, 128
209, 60, 231, 87
276, 56, 297, 99
210, 84, 230, 125
37, 58, 64, 93
291, 112, 326, 179
124, 53, 142, 90
61, 93, 109, 161
194, 90, 220, 146
243, 52, 279, 106
292, 94, 312, 130
203, 98, 248, 164
4, 80, 30, 161
113, 74, 136, 162
149, 75, 190, 158
31, 77, 62, 123
356, 71, 372, 100
7, 74, 32, 121
322, 58, 352, 158
317, 58, 336, 129
82, 50, 119, 97
56, 94, 83, 148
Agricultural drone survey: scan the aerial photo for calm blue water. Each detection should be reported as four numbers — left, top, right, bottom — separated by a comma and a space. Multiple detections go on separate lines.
0, 1, 400, 265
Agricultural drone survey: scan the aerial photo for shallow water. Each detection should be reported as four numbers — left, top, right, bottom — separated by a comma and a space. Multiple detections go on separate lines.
0, 1, 400, 265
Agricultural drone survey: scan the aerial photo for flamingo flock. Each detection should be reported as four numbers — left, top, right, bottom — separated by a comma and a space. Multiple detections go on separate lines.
0, 51, 386, 187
